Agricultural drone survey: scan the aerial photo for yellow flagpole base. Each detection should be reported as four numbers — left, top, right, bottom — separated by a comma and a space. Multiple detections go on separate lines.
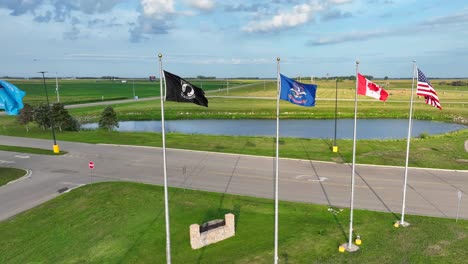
53, 144, 60, 153
332, 146, 338, 152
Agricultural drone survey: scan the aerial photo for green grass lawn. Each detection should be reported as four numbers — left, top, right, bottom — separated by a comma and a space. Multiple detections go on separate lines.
0, 145, 66, 155
0, 167, 26, 186
0, 182, 466, 263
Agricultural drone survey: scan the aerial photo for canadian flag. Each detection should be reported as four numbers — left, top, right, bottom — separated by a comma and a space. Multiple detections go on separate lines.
357, 73, 388, 101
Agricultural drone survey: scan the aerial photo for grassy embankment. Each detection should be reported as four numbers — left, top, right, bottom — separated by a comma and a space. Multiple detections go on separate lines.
0, 167, 26, 186
1, 79, 466, 169
0, 182, 467, 263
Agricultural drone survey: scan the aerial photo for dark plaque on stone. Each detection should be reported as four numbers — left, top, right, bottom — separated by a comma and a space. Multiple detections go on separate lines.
199, 219, 225, 233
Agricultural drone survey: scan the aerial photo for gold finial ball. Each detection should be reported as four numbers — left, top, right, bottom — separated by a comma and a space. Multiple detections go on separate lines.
277, 57, 280, 61
158, 53, 163, 58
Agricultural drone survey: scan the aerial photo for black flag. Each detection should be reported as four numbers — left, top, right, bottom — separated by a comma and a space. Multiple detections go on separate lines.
163, 71, 208, 107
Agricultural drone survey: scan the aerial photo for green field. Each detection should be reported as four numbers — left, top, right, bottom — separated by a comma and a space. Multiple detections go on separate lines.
0, 167, 26, 186
0, 182, 466, 263
5, 78, 250, 105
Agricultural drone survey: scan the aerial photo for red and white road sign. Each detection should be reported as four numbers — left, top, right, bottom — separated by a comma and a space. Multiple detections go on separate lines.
88, 161, 95, 169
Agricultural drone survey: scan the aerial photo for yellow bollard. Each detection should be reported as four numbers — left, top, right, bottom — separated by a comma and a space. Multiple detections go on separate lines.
332, 146, 339, 152
338, 246, 345, 253
355, 236, 362, 245
53, 144, 60, 154
393, 222, 399, 228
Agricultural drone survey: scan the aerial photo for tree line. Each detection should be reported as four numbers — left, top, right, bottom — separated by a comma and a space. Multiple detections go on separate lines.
17, 104, 119, 132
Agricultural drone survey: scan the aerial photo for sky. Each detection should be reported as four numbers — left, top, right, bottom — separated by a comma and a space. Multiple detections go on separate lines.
0, 0, 467, 78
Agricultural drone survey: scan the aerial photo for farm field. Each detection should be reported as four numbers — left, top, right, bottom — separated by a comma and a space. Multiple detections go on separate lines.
4, 78, 251, 105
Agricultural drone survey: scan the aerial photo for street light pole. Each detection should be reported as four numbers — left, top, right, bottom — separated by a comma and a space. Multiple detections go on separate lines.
39, 71, 60, 153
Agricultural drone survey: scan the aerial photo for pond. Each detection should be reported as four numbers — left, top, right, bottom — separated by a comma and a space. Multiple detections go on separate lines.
81, 119, 466, 139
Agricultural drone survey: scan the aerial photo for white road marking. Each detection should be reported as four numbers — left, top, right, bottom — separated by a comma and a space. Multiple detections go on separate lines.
295, 175, 328, 182
0, 160, 15, 164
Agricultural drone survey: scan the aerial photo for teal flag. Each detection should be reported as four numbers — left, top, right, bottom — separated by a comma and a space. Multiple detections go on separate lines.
0, 80, 26, 115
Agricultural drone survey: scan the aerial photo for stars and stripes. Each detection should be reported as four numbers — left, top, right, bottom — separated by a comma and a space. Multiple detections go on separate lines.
417, 68, 442, 110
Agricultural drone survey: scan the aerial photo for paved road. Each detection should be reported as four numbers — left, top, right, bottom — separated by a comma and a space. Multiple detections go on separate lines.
0, 135, 467, 222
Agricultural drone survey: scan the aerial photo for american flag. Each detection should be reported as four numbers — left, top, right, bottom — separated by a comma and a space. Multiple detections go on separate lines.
417, 68, 442, 110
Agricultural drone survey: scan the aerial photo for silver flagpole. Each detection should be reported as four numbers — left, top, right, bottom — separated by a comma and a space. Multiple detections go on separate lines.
158, 53, 172, 263
397, 61, 416, 228
274, 57, 280, 264
342, 61, 360, 252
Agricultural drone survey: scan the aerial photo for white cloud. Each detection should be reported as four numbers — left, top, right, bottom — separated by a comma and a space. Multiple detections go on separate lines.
185, 0, 215, 11
329, 0, 353, 4
141, 0, 174, 19
243, 3, 324, 33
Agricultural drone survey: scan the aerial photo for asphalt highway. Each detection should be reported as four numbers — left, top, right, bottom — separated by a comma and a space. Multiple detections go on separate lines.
0, 135, 467, 222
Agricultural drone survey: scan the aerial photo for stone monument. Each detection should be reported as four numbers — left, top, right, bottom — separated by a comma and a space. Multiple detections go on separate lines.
190, 213, 235, 249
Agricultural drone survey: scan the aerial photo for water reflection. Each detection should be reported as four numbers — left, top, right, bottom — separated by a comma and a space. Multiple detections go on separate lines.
82, 119, 466, 139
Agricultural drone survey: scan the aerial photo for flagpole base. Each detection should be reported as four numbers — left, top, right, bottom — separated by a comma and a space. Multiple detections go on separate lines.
332, 146, 338, 152
394, 220, 410, 228
340, 243, 359, 252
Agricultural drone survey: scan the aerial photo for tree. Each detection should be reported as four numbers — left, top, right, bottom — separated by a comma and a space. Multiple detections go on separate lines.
50, 103, 79, 132
384, 76, 388, 80
32, 103, 80, 132
51, 103, 69, 132
17, 104, 34, 132
98, 106, 119, 131
33, 104, 52, 130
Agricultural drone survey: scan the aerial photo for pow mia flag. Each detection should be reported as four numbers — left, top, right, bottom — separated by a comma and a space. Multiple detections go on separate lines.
163, 71, 208, 107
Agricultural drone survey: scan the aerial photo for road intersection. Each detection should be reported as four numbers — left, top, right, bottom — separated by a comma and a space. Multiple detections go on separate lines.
0, 135, 467, 222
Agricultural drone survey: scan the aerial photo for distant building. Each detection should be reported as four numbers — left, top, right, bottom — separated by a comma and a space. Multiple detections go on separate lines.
149, 76, 156, 81
121, 80, 127, 83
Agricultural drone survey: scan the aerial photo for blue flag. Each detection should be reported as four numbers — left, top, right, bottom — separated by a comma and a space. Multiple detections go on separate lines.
280, 74, 317, 107
0, 80, 26, 115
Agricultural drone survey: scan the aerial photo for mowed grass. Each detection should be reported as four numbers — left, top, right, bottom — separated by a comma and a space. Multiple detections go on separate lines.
0, 145, 66, 155
0, 182, 467, 263
0, 167, 26, 186
6, 78, 250, 105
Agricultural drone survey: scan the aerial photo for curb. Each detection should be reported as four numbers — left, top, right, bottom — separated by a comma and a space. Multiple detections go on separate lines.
6, 169, 32, 185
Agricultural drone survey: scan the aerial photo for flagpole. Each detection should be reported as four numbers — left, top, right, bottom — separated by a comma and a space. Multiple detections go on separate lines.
397, 61, 416, 228
341, 61, 360, 252
274, 57, 280, 264
158, 53, 172, 263
333, 78, 338, 152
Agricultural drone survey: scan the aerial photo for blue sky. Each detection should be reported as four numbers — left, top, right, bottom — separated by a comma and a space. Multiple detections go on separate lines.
0, 0, 467, 78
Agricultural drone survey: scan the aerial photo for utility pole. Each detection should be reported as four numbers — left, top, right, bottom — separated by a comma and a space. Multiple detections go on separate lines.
55, 72, 60, 102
